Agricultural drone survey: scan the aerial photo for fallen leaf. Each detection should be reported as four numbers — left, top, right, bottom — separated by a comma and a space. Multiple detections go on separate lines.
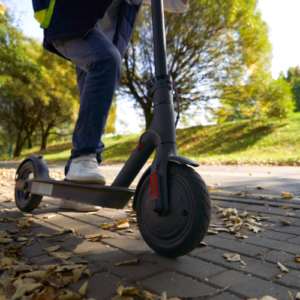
12, 282, 42, 299
235, 233, 248, 239
53, 231, 65, 236
256, 186, 264, 190
116, 222, 130, 230
277, 262, 289, 273
43, 214, 56, 219
249, 173, 252, 176
295, 257, 300, 263
241, 211, 251, 218
199, 242, 208, 247
281, 192, 294, 199
47, 252, 71, 261
223, 253, 241, 262
215, 228, 229, 232
207, 230, 218, 235
286, 212, 296, 217
36, 233, 53, 238
296, 292, 300, 299
0, 238, 13, 244
78, 281, 88, 297
221, 208, 238, 217
280, 219, 292, 226
23, 212, 32, 217
84, 234, 111, 239
73, 267, 86, 282
115, 259, 139, 266
43, 245, 61, 252
17, 237, 28, 242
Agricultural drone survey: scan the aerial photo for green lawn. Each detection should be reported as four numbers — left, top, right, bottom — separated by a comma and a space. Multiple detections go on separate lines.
2, 113, 300, 165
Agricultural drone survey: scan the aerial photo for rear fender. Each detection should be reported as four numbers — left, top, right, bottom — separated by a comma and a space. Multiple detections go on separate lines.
15, 155, 50, 180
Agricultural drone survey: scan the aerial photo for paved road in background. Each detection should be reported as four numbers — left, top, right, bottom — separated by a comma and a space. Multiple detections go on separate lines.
1, 162, 300, 299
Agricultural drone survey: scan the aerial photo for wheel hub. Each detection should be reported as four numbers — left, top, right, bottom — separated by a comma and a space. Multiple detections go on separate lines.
142, 176, 191, 241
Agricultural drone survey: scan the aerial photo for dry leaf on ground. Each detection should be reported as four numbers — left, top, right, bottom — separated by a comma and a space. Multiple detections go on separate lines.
240, 211, 251, 218
281, 192, 294, 199
43, 245, 61, 252
277, 262, 289, 273
78, 281, 88, 297
296, 292, 300, 299
207, 230, 218, 235
0, 238, 13, 244
115, 259, 139, 266
280, 219, 292, 226
43, 214, 56, 219
36, 233, 53, 238
295, 257, 300, 262
223, 253, 241, 262
73, 267, 86, 283
235, 233, 248, 239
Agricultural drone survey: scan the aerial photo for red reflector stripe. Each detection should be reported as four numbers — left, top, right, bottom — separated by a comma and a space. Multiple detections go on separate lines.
150, 174, 158, 199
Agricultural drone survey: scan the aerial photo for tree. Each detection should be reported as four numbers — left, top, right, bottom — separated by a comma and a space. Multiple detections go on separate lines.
119, 0, 272, 129
282, 66, 300, 112
0, 8, 78, 156
215, 72, 294, 122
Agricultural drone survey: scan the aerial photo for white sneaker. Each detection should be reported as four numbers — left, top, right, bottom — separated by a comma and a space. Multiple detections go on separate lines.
59, 199, 100, 212
65, 154, 106, 185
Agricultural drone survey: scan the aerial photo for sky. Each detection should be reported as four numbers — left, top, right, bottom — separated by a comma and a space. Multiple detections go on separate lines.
6, 0, 300, 133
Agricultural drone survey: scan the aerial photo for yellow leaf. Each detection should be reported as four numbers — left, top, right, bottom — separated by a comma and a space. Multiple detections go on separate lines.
78, 281, 88, 297
281, 192, 294, 199
280, 219, 292, 226
115, 259, 139, 266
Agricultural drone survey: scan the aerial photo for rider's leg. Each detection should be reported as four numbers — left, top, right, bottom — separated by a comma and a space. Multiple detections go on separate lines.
52, 26, 122, 177
51, 26, 122, 210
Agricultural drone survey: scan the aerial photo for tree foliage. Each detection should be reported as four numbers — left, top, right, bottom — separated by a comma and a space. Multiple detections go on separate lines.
119, 0, 274, 128
215, 72, 294, 122
0, 5, 116, 157
282, 66, 300, 112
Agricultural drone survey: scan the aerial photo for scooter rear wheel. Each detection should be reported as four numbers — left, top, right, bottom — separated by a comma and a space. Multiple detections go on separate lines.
136, 163, 211, 257
15, 161, 43, 212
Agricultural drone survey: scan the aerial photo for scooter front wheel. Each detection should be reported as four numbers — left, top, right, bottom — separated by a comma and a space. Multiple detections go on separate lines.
15, 161, 43, 212
136, 163, 211, 258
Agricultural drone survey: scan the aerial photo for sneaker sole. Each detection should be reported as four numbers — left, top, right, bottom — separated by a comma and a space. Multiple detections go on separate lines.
64, 176, 106, 185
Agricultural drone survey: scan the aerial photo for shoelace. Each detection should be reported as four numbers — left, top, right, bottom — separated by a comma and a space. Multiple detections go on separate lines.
82, 160, 98, 169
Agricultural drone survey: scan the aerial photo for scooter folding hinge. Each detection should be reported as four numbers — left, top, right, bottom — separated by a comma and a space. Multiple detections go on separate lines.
150, 173, 163, 213
147, 77, 173, 99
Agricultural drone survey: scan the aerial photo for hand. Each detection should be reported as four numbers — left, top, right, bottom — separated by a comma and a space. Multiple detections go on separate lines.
181, 0, 189, 4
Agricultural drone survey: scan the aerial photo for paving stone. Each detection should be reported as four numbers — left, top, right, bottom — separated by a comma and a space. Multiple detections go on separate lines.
209, 292, 243, 300
189, 246, 215, 256
101, 235, 153, 257
210, 195, 269, 205
203, 236, 268, 257
258, 230, 295, 241
140, 253, 225, 280
21, 239, 54, 258
286, 236, 300, 245
209, 270, 299, 300
96, 259, 164, 281
95, 208, 129, 220
58, 212, 109, 227
269, 224, 300, 236
246, 205, 288, 216
29, 254, 103, 275
276, 270, 300, 289
265, 215, 300, 226
68, 272, 126, 300
141, 272, 217, 298
211, 200, 249, 209
40, 214, 96, 232
258, 250, 295, 264
244, 236, 300, 255
198, 249, 280, 280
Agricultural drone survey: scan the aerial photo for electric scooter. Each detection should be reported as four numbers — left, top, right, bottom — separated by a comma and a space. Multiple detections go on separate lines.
14, 0, 211, 258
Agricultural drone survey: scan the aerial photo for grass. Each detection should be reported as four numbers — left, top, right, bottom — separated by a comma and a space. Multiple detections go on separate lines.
2, 113, 300, 165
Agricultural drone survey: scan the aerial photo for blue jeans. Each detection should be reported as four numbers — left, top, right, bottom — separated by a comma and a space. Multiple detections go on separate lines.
52, 26, 122, 175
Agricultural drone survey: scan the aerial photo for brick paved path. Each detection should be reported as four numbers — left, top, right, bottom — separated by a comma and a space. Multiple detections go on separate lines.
1, 165, 300, 299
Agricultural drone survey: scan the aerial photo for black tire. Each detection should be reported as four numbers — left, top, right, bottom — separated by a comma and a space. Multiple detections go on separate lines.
15, 161, 43, 212
136, 163, 211, 258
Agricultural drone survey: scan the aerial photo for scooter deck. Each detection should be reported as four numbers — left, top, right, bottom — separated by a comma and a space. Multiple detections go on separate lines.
15, 178, 135, 209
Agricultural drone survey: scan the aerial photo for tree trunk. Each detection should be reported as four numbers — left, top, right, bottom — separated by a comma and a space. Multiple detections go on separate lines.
27, 136, 32, 149
40, 123, 53, 150
145, 111, 153, 130
13, 130, 26, 157
40, 135, 47, 150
